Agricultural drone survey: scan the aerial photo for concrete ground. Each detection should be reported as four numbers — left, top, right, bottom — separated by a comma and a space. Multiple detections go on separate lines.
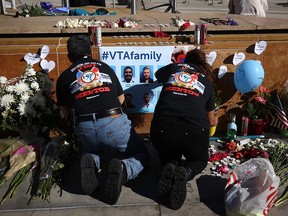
0, 0, 288, 215
1, 0, 288, 19
0, 134, 288, 216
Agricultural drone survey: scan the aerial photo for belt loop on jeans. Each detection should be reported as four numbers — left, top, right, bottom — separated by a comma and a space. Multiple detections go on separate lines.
76, 107, 123, 123
92, 113, 96, 122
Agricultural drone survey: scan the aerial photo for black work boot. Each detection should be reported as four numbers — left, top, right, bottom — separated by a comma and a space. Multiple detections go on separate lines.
185, 167, 194, 182
104, 159, 126, 205
80, 153, 99, 195
158, 161, 178, 196
169, 166, 188, 210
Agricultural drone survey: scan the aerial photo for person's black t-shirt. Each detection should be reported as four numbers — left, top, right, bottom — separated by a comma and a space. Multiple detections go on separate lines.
153, 63, 215, 129
56, 57, 123, 115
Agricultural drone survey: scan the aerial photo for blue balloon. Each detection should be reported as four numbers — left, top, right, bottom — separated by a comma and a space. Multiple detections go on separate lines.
234, 60, 265, 94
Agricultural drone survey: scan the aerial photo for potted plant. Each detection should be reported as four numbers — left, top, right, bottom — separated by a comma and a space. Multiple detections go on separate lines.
245, 85, 273, 135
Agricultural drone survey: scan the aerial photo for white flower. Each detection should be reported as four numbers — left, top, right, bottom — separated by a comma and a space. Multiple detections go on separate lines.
25, 67, 36, 76
189, 21, 195, 27
177, 20, 186, 27
6, 85, 14, 92
14, 81, 30, 95
56, 20, 66, 28
17, 102, 26, 116
21, 93, 30, 102
0, 94, 15, 108
113, 23, 119, 28
31, 82, 39, 91
0, 76, 7, 84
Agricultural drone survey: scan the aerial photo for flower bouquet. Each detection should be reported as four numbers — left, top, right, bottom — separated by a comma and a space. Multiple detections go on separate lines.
56, 17, 141, 29
171, 16, 195, 31
209, 138, 288, 206
0, 47, 78, 204
244, 85, 274, 135
0, 64, 56, 134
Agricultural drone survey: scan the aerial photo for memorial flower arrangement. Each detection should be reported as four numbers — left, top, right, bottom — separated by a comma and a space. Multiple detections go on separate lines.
245, 85, 273, 120
209, 138, 288, 206
171, 16, 195, 31
0, 47, 78, 204
55, 17, 140, 29
0, 64, 57, 132
17, 2, 68, 17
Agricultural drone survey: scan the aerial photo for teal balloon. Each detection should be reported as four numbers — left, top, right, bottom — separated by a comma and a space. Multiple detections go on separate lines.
234, 60, 264, 94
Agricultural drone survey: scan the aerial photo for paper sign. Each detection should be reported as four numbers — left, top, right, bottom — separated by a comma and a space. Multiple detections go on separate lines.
40, 45, 50, 59
254, 41, 267, 55
206, 51, 217, 66
40, 59, 55, 73
218, 65, 227, 79
233, 52, 245, 65
24, 53, 41, 65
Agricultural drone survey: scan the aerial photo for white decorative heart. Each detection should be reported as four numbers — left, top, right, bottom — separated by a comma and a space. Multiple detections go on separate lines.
40, 59, 55, 73
218, 65, 227, 79
24, 53, 41, 65
206, 51, 217, 66
233, 52, 246, 65
40, 45, 50, 59
254, 41, 267, 55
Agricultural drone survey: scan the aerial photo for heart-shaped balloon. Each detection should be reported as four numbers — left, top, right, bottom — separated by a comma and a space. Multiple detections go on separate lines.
206, 51, 217, 66
24, 53, 41, 65
218, 65, 227, 79
40, 45, 50, 59
254, 41, 267, 55
233, 52, 245, 65
40, 59, 55, 73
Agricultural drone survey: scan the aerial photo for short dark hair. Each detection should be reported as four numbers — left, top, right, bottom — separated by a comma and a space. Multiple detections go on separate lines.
124, 66, 133, 73
67, 35, 91, 62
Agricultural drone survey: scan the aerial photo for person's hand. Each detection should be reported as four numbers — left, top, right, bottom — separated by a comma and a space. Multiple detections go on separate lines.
171, 46, 186, 63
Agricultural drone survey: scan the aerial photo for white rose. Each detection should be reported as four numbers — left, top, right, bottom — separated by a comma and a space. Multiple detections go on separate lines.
0, 76, 7, 84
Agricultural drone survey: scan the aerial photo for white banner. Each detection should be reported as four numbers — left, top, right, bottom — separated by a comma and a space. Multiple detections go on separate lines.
99, 46, 191, 113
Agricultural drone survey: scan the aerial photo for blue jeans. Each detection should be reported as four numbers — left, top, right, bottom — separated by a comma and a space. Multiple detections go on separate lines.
76, 113, 145, 180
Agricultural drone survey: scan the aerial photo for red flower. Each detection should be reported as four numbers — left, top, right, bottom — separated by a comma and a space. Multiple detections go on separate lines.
208, 152, 229, 162
154, 31, 170, 38
260, 150, 269, 158
217, 164, 229, 174
117, 17, 128, 27
242, 149, 250, 159
259, 85, 270, 94
235, 151, 243, 159
255, 96, 266, 105
249, 147, 259, 158
225, 141, 237, 151
180, 22, 190, 31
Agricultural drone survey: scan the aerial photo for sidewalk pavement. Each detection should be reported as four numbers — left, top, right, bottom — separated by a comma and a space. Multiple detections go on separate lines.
0, 134, 288, 216
2, 0, 288, 19
0, 0, 288, 215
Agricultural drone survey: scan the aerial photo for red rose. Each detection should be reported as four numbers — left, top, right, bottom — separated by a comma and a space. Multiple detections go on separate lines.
154, 31, 170, 38
242, 149, 250, 159
208, 152, 228, 162
249, 148, 259, 158
225, 141, 237, 151
260, 150, 269, 158
180, 22, 190, 31
235, 152, 243, 159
